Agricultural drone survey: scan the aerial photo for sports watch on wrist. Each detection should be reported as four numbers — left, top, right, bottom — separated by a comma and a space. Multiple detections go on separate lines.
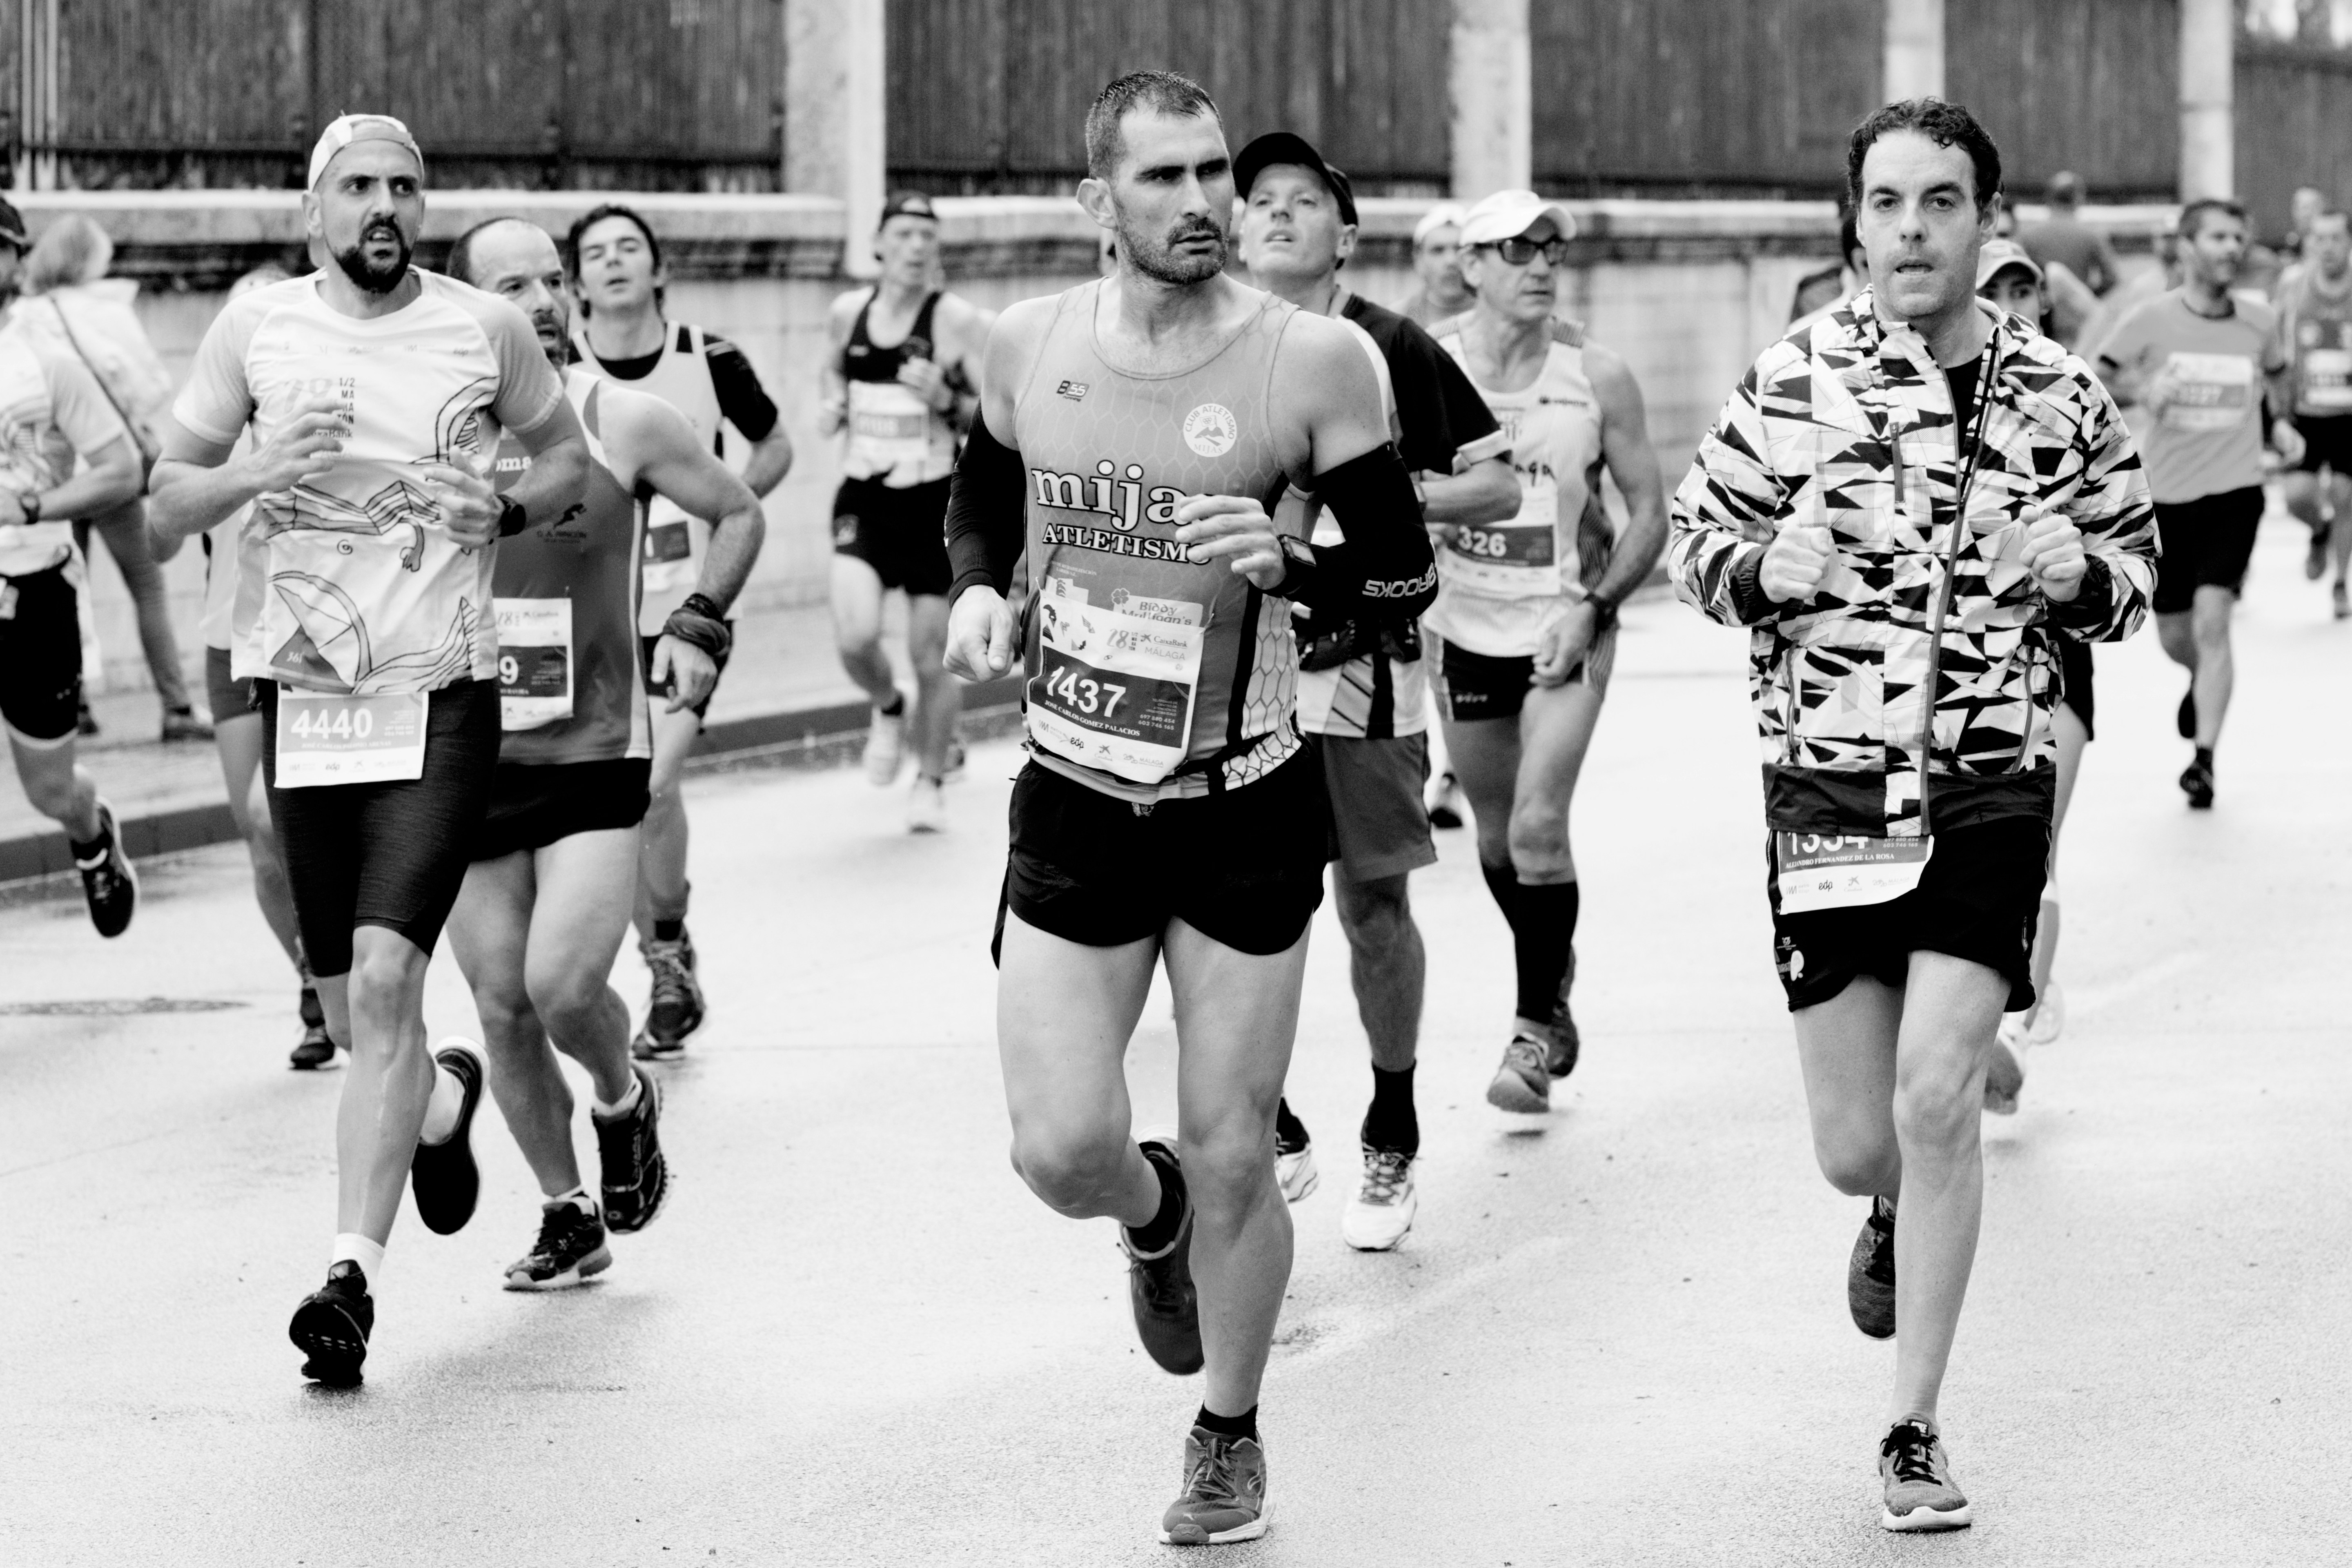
1273, 534, 1317, 599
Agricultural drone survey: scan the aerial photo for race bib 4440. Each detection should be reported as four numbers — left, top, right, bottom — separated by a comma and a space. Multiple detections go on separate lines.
1774, 831, 1933, 914
274, 691, 428, 788
1025, 576, 1203, 786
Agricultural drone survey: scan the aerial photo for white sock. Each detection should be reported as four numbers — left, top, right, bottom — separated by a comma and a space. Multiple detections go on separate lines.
331, 1233, 385, 1282
592, 1075, 642, 1121
419, 1060, 467, 1145
543, 1183, 596, 1215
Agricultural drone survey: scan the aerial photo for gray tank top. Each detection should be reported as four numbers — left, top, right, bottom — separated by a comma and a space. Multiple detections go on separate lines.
1012, 282, 1302, 802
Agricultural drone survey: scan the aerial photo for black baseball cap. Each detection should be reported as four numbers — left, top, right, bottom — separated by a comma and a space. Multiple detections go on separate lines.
879, 190, 938, 228
1232, 132, 1357, 227
0, 198, 26, 251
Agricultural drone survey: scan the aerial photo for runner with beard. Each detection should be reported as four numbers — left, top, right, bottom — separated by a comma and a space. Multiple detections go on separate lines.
440, 217, 762, 1287
149, 115, 590, 1385
1232, 130, 1518, 1248
941, 72, 1433, 1544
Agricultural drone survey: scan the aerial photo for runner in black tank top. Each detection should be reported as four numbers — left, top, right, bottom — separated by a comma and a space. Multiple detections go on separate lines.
818, 192, 996, 831
939, 73, 1433, 1549
439, 218, 764, 1289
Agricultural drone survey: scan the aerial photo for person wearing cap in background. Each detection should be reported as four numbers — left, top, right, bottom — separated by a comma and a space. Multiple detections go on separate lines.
566, 199, 784, 1062
1398, 200, 1472, 328
1975, 232, 2098, 349
0, 197, 27, 309
1232, 129, 1519, 1251
2018, 170, 2119, 298
149, 111, 591, 1387
1425, 188, 1669, 1118
815, 190, 996, 833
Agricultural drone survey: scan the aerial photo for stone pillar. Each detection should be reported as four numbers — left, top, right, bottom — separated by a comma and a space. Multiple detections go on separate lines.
1883, 0, 1945, 103
1450, 0, 1530, 200
2179, 0, 2234, 200
786, 0, 886, 278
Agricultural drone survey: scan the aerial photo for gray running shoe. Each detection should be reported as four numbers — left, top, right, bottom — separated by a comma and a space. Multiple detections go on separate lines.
1485, 1033, 1550, 1114
504, 1200, 613, 1291
633, 931, 704, 1059
1158, 1427, 1268, 1546
1848, 1196, 1897, 1340
1121, 1138, 1202, 1376
1879, 1418, 1972, 1531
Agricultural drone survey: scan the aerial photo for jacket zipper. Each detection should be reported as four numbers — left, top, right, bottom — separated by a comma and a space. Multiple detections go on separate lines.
1913, 329, 2000, 835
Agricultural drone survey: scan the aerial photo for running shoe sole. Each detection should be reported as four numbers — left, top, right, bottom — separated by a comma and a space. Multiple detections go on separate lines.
1883, 1501, 1973, 1532
410, 1041, 486, 1236
1341, 1187, 1417, 1252
289, 1296, 368, 1386
503, 1243, 614, 1292
1486, 1064, 1550, 1114
1849, 1205, 1897, 1340
1159, 1510, 1271, 1546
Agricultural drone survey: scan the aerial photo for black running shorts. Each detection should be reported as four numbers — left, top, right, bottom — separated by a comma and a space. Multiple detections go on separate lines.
470, 756, 652, 864
2152, 485, 2264, 613
2056, 637, 2094, 739
205, 645, 256, 724
1309, 731, 1437, 883
832, 474, 953, 598
1767, 815, 2049, 1014
0, 566, 85, 746
2294, 413, 2352, 474
641, 631, 733, 722
1436, 630, 1617, 722
996, 753, 1328, 960
260, 678, 502, 977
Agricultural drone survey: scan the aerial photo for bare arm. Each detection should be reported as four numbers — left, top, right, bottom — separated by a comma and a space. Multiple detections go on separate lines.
147, 398, 346, 542
1420, 455, 1519, 523
943, 297, 1055, 679
613, 392, 767, 709
4, 433, 143, 526
814, 290, 864, 437
1534, 342, 1665, 685
738, 423, 794, 497
503, 398, 591, 532
937, 293, 999, 434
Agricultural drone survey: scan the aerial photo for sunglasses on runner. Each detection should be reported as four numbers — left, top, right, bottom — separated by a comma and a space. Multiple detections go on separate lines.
1483, 236, 1569, 265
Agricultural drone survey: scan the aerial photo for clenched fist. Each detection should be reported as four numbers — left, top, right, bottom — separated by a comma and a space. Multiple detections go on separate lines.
1758, 522, 1836, 604
2018, 509, 2087, 601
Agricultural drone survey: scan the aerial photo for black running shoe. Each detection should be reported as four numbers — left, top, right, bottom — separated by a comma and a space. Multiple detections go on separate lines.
409, 1040, 486, 1235
595, 1067, 670, 1234
287, 1021, 338, 1071
1546, 948, 1581, 1077
1123, 1138, 1203, 1375
289, 1261, 373, 1386
1848, 1196, 1897, 1340
2180, 756, 2216, 810
2307, 523, 2332, 581
2176, 688, 2197, 740
74, 799, 138, 939
504, 1200, 613, 1291
632, 930, 704, 1059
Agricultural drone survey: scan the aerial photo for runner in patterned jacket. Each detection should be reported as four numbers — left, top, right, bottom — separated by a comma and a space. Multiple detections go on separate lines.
1668, 288, 2158, 838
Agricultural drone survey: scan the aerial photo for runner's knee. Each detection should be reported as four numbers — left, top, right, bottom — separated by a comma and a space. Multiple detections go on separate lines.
1334, 875, 1412, 949
1891, 1051, 1983, 1158
1505, 804, 1573, 879
1812, 1123, 1899, 1196
1010, 1124, 1134, 1215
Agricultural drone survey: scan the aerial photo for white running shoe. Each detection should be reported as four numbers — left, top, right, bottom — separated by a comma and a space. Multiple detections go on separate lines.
864, 699, 907, 786
1275, 1141, 1319, 1203
1996, 1010, 2029, 1052
907, 775, 947, 833
1340, 1148, 1417, 1251
2027, 981, 2065, 1046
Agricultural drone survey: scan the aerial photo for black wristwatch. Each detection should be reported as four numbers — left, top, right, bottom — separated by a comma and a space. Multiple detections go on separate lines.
1584, 590, 1621, 630
496, 494, 529, 537
1272, 534, 1318, 599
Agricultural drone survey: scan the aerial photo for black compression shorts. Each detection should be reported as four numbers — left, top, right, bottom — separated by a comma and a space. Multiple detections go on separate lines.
1767, 815, 2050, 1014
2294, 414, 2352, 474
2152, 486, 2264, 613
995, 753, 1329, 960
1435, 631, 1617, 722
0, 566, 85, 747
470, 756, 652, 863
260, 678, 502, 977
833, 475, 953, 598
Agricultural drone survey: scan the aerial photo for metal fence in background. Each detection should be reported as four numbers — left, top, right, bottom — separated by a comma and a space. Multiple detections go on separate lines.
5, 0, 784, 192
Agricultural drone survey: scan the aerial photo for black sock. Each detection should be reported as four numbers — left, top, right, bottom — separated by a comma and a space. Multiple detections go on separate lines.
1125, 1145, 1187, 1254
1361, 1064, 1418, 1155
67, 821, 109, 859
1274, 1096, 1309, 1151
653, 918, 684, 942
879, 692, 906, 717
2195, 746, 2214, 768
1195, 1403, 1258, 1442
1483, 861, 1580, 1026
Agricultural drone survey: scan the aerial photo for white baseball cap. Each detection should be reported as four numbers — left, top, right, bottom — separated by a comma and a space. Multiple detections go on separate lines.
307, 113, 424, 191
1457, 189, 1577, 247
1413, 202, 1469, 248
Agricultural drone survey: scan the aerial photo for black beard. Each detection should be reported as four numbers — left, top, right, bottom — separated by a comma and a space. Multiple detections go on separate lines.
1122, 217, 1228, 286
333, 229, 412, 295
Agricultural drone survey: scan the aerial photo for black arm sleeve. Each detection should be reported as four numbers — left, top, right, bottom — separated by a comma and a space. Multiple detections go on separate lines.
703, 339, 780, 442
1283, 442, 1437, 622
944, 413, 1025, 603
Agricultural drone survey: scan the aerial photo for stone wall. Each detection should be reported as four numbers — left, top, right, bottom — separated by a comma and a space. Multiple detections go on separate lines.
23, 190, 2172, 699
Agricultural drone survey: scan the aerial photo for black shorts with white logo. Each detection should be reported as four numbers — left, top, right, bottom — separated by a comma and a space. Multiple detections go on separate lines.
0, 566, 85, 746
995, 753, 1328, 960
1435, 630, 1617, 722
1766, 815, 2049, 1014
832, 475, 953, 597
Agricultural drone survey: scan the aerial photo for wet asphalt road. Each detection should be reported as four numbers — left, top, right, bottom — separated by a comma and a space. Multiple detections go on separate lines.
3, 523, 2347, 1566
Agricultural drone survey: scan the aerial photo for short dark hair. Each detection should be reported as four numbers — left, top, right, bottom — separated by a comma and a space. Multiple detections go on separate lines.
443, 216, 538, 289
1846, 98, 2003, 213
2178, 197, 2248, 239
564, 202, 664, 316
1083, 70, 1219, 182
